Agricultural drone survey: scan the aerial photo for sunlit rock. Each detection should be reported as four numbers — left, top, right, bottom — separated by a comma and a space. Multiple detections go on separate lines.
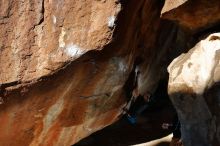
168, 33, 220, 146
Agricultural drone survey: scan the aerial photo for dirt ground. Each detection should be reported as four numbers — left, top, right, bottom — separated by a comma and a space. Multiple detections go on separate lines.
74, 100, 175, 146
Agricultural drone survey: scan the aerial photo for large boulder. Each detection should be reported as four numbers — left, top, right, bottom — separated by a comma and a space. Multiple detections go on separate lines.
0, 0, 170, 145
0, 0, 121, 83
168, 33, 220, 146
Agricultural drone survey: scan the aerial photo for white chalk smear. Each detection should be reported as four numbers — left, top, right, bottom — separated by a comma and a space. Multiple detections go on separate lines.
65, 44, 85, 58
108, 16, 116, 28
52, 15, 57, 24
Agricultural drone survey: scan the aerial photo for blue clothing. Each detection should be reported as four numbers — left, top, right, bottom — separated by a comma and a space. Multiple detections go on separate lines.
125, 95, 153, 124
126, 115, 137, 125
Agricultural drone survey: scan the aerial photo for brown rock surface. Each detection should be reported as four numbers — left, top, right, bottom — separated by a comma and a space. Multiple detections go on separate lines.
5, 0, 220, 145
0, 0, 121, 83
168, 33, 220, 146
0, 0, 171, 145
161, 0, 220, 32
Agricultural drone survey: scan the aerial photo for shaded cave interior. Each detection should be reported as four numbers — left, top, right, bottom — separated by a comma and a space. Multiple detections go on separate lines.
73, 20, 220, 146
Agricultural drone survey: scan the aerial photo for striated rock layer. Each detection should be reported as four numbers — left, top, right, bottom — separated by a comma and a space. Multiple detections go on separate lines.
168, 33, 220, 146
0, 0, 170, 145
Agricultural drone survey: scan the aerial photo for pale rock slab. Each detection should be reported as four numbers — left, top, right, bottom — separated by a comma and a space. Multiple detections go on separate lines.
168, 33, 220, 146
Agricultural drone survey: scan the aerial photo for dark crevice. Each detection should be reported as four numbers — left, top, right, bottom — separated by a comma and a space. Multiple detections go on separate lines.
0, 81, 20, 93
193, 22, 220, 41
38, 0, 45, 26
123, 56, 144, 100
33, 0, 45, 30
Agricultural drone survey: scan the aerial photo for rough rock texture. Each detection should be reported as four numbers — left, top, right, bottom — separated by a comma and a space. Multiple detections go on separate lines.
0, 0, 171, 145
168, 33, 220, 146
0, 0, 121, 84
162, 1, 220, 145
161, 0, 220, 32
4, 0, 220, 145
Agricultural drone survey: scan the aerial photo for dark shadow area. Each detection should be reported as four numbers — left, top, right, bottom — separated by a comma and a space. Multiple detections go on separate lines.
193, 22, 220, 40
74, 79, 175, 146
156, 142, 170, 146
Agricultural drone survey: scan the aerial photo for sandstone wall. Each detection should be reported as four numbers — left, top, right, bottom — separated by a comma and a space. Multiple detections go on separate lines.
0, 0, 169, 145
2, 0, 219, 145
0, 0, 121, 84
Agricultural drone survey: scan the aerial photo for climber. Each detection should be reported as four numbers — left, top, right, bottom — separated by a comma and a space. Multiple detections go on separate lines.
162, 113, 182, 146
125, 91, 152, 124
121, 57, 155, 124
123, 78, 170, 124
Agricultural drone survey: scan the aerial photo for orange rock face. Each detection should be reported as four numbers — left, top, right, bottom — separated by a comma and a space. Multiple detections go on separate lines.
0, 0, 121, 83
161, 0, 220, 32
0, 0, 168, 145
